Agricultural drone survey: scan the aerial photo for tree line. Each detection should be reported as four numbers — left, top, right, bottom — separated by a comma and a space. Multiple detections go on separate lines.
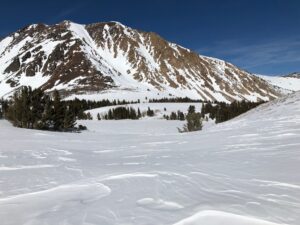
101, 107, 142, 120
149, 97, 204, 103
162, 101, 263, 124
0, 86, 265, 132
65, 98, 138, 120
99, 106, 155, 120
200, 100, 264, 123
162, 101, 264, 133
0, 87, 140, 131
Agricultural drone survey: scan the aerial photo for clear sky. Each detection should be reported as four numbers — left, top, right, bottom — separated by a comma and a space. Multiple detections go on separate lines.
1, 0, 299, 75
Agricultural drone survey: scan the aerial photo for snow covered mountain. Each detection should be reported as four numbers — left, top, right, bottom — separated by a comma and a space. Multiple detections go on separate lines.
0, 91, 299, 225
284, 72, 300, 78
0, 21, 281, 102
258, 72, 300, 92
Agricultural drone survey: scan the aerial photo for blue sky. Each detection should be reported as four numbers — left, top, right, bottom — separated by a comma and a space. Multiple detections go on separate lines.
1, 0, 299, 75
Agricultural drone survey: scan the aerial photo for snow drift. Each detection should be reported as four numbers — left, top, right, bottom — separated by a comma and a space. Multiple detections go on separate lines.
0, 91, 299, 225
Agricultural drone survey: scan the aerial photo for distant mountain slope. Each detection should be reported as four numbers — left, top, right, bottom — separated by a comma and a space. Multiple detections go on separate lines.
258, 73, 300, 92
284, 72, 300, 78
0, 21, 281, 102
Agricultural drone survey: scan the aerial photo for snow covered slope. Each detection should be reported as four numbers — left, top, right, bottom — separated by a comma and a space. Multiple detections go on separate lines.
0, 21, 281, 102
258, 73, 300, 92
0, 90, 299, 224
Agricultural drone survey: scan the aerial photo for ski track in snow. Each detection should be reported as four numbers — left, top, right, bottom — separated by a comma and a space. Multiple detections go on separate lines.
0, 92, 299, 225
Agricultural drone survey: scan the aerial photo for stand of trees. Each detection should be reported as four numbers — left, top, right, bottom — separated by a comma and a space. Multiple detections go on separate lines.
1, 86, 265, 132
164, 101, 263, 123
149, 97, 204, 103
102, 107, 142, 120
65, 98, 138, 119
3, 87, 79, 131
176, 101, 263, 133
1, 87, 140, 128
163, 110, 185, 120
201, 100, 264, 123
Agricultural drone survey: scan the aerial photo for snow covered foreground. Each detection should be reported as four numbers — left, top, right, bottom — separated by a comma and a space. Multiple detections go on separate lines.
0, 93, 300, 225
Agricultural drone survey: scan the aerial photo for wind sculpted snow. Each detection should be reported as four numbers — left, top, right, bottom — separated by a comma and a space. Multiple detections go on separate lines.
0, 92, 299, 225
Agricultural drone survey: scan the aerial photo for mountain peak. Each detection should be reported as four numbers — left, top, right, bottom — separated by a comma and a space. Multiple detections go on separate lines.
0, 21, 282, 102
58, 20, 128, 29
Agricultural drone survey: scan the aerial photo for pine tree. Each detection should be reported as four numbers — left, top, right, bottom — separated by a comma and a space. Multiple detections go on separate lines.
201, 103, 205, 117
38, 95, 52, 129
108, 109, 113, 119
31, 88, 44, 129
178, 112, 202, 133
170, 112, 177, 120
147, 107, 154, 117
86, 112, 93, 120
188, 105, 196, 114
97, 113, 101, 120
52, 90, 64, 130
137, 108, 141, 118
178, 111, 185, 121
129, 107, 137, 119
63, 105, 76, 131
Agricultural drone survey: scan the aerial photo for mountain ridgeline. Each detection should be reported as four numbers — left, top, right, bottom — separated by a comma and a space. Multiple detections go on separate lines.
0, 20, 282, 102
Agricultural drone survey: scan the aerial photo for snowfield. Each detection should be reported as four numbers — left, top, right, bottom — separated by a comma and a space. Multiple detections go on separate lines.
258, 75, 300, 92
0, 92, 300, 225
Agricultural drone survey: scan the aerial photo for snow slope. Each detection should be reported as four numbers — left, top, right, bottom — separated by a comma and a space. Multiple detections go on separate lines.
258, 74, 300, 92
0, 92, 299, 225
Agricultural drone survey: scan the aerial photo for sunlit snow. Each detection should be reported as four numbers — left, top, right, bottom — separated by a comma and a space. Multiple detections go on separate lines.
0, 92, 299, 225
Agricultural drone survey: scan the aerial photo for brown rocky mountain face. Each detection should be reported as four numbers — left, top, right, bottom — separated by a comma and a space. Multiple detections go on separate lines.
0, 21, 282, 102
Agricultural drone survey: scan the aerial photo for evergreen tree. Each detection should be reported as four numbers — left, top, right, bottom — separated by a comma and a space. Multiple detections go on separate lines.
97, 113, 101, 120
52, 90, 65, 130
108, 109, 113, 120
147, 107, 154, 117
178, 112, 202, 133
188, 105, 196, 114
177, 111, 185, 121
129, 107, 137, 119
30, 88, 45, 129
37, 95, 52, 129
86, 112, 93, 120
201, 103, 205, 117
137, 108, 141, 118
170, 112, 177, 120
63, 105, 76, 130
